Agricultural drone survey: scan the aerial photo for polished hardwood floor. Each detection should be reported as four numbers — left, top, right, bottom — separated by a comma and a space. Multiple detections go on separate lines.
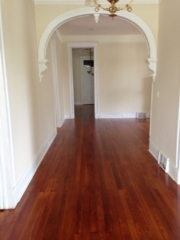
1, 105, 180, 240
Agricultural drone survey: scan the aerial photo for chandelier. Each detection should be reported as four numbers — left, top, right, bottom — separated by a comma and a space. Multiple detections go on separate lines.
86, 0, 134, 19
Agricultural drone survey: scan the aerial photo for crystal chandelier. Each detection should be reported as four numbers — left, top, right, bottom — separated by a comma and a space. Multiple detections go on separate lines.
86, 0, 134, 19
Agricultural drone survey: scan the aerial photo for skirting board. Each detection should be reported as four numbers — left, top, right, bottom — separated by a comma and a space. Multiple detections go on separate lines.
149, 141, 159, 160
149, 141, 180, 184
64, 114, 71, 119
97, 112, 150, 119
13, 129, 57, 206
57, 119, 64, 128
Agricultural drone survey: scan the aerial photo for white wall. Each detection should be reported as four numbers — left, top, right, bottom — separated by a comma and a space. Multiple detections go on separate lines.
1, 0, 58, 205
56, 39, 65, 125
0, 1, 161, 208
62, 42, 151, 116
150, 0, 180, 183
98, 43, 151, 115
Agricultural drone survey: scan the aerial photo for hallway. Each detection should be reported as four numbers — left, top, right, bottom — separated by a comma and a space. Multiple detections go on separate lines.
0, 105, 180, 239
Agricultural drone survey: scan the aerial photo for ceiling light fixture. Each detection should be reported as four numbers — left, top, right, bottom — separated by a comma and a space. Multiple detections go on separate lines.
86, 0, 134, 19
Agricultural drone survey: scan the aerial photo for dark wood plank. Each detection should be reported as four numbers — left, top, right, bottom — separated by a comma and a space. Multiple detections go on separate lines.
0, 104, 180, 240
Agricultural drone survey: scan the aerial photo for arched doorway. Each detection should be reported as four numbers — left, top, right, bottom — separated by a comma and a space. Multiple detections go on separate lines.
37, 7, 157, 139
38, 8, 157, 80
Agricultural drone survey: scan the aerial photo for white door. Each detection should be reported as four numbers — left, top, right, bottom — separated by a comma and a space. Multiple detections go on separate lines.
81, 56, 94, 104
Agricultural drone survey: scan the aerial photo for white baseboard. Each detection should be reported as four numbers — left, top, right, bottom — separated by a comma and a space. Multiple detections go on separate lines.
168, 164, 179, 184
98, 113, 136, 119
149, 141, 180, 184
97, 112, 150, 119
177, 169, 180, 184
13, 129, 57, 206
64, 114, 71, 119
57, 117, 65, 128
149, 141, 159, 160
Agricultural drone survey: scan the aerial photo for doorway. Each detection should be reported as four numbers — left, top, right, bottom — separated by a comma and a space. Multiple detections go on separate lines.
72, 48, 95, 118
81, 55, 94, 105
68, 42, 98, 119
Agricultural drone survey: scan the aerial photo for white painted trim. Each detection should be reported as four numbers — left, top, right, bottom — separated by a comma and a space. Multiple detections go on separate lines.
51, 37, 62, 128
149, 141, 159, 160
176, 86, 180, 172
38, 8, 157, 80
147, 58, 157, 80
68, 42, 98, 119
178, 169, 180, 184
68, 45, 75, 119
38, 59, 48, 81
168, 163, 179, 184
13, 129, 57, 205
34, 0, 161, 5
81, 56, 86, 105
0, 2, 15, 209
98, 113, 135, 118
98, 113, 135, 119
94, 45, 98, 119
55, 30, 63, 42
149, 141, 180, 184
149, 81, 154, 138
98, 112, 150, 119
64, 114, 71, 119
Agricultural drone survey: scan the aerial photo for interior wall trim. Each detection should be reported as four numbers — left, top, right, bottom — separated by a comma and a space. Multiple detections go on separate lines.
64, 114, 71, 119
50, 37, 62, 128
0, 4, 15, 209
38, 7, 157, 81
13, 129, 57, 206
97, 112, 150, 119
149, 141, 180, 184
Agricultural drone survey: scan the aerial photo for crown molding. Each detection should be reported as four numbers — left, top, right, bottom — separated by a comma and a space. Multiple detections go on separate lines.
34, 0, 161, 5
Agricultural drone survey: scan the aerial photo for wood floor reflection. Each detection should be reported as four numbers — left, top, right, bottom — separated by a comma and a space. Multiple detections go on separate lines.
1, 104, 180, 240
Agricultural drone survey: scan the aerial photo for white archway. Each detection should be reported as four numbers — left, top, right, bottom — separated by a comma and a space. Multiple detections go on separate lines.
38, 7, 157, 81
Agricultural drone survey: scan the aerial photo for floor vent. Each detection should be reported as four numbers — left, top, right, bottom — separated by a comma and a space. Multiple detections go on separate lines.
136, 112, 146, 119
158, 152, 169, 173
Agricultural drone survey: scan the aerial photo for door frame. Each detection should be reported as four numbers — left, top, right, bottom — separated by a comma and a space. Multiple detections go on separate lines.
176, 97, 180, 184
50, 37, 62, 128
0, 3, 15, 208
68, 42, 98, 118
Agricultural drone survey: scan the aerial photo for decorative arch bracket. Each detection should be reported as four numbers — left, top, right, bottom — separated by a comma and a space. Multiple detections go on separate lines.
94, 13, 100, 23
147, 57, 157, 81
38, 59, 48, 82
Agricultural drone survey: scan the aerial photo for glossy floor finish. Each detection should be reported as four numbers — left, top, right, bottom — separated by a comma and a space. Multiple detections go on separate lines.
1, 105, 180, 240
